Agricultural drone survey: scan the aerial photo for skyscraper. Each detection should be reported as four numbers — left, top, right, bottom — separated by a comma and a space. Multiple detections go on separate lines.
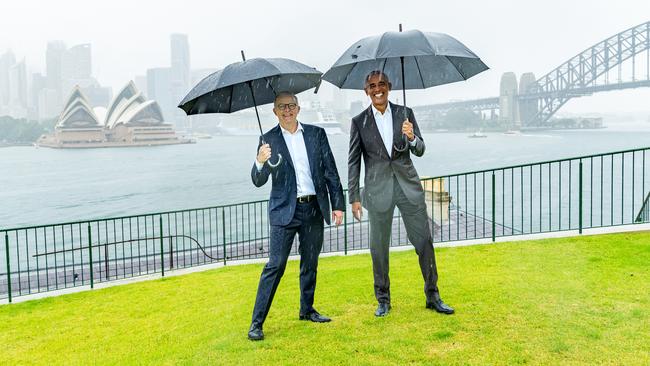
61, 43, 93, 97
147, 67, 173, 124
8, 59, 28, 118
38, 41, 111, 120
170, 34, 190, 129
0, 50, 16, 111
29, 72, 47, 120
62, 43, 91, 80
170, 34, 190, 91
46, 41, 66, 95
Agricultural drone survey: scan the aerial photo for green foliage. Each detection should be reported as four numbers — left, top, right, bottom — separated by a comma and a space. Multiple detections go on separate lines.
0, 116, 53, 143
1, 232, 649, 365
441, 108, 483, 129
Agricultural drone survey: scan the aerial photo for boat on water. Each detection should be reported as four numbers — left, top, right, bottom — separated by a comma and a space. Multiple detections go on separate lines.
300, 105, 346, 135
468, 131, 487, 138
191, 133, 213, 139
503, 130, 522, 136
212, 102, 346, 135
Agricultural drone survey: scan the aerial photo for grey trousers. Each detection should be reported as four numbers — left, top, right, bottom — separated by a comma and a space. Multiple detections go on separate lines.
368, 178, 439, 304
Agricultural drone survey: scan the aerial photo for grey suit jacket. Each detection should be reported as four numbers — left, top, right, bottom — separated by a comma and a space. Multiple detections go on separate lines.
348, 102, 426, 212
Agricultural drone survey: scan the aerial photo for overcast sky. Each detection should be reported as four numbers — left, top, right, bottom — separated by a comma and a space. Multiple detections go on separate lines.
2, 0, 650, 114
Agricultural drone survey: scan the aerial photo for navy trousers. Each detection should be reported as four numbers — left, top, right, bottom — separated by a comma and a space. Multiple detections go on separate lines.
251, 200, 324, 326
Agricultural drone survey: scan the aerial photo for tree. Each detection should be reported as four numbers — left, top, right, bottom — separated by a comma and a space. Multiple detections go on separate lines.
441, 108, 482, 130
0, 116, 52, 144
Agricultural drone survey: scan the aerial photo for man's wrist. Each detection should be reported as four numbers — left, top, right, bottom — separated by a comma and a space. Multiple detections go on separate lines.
254, 159, 264, 171
408, 136, 417, 146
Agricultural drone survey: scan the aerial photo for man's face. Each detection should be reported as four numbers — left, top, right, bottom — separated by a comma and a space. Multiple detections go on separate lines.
273, 95, 300, 125
364, 73, 390, 108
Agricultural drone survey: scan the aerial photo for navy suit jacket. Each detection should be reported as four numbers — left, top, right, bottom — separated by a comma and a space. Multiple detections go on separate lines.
251, 123, 345, 226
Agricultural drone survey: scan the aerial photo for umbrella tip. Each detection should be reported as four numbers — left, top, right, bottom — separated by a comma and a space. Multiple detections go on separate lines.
241, 50, 246, 61
399, 23, 402, 32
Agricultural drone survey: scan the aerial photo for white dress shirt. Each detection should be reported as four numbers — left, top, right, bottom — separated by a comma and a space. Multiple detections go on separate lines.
372, 104, 394, 156
255, 122, 316, 197
371, 104, 417, 156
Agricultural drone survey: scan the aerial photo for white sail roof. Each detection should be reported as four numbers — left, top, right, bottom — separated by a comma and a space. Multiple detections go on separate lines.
56, 86, 100, 128
104, 81, 166, 129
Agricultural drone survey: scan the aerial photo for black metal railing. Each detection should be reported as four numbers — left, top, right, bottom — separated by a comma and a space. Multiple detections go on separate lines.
636, 191, 650, 223
2, 147, 649, 302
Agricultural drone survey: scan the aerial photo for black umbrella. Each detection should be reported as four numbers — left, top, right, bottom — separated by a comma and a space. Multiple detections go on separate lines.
178, 52, 322, 167
322, 25, 488, 150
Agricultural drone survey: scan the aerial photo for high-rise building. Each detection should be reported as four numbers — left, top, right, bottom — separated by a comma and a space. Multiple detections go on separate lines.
38, 88, 60, 121
62, 43, 91, 80
170, 34, 190, 129
60, 43, 97, 101
46, 41, 66, 95
147, 67, 173, 125
171, 34, 190, 91
29, 72, 47, 120
8, 59, 28, 118
0, 50, 16, 111
134, 75, 147, 97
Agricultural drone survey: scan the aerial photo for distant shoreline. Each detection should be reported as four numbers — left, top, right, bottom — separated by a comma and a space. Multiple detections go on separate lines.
0, 142, 33, 148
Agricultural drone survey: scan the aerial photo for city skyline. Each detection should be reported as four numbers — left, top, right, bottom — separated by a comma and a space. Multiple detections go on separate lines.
1, 0, 650, 117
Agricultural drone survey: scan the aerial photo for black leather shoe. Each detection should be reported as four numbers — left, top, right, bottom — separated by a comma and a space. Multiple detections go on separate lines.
247, 323, 264, 341
374, 302, 391, 317
426, 298, 455, 314
299, 310, 331, 323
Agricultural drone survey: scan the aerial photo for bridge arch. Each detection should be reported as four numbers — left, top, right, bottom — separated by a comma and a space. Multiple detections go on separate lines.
526, 21, 650, 125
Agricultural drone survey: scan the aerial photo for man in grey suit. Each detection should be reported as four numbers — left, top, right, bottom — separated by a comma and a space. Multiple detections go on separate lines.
348, 70, 454, 317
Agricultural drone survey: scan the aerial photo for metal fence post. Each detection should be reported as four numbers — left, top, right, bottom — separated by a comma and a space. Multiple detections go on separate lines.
4, 232, 11, 303
492, 172, 496, 242
159, 216, 165, 277
222, 208, 227, 266
344, 192, 348, 255
87, 223, 94, 289
579, 161, 583, 234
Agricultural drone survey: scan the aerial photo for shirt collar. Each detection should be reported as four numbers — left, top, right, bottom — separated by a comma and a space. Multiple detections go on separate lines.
280, 122, 304, 135
371, 103, 391, 119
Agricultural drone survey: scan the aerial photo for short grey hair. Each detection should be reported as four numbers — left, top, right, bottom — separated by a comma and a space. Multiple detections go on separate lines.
364, 70, 391, 89
274, 91, 299, 105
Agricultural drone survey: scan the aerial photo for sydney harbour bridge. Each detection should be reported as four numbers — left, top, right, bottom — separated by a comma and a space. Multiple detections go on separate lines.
414, 21, 650, 127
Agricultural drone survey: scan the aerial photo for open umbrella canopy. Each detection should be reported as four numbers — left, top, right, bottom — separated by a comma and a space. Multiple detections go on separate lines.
178, 57, 322, 115
322, 29, 488, 90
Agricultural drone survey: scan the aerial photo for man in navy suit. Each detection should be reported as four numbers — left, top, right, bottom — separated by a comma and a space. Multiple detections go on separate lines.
247, 92, 345, 341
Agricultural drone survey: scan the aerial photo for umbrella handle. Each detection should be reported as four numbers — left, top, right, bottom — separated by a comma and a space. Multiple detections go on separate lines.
393, 135, 409, 153
267, 153, 283, 168
260, 138, 282, 168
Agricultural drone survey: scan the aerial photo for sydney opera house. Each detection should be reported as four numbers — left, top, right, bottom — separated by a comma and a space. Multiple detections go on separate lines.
37, 82, 191, 148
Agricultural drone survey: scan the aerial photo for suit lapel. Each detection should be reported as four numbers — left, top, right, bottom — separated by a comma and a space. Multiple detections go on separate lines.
365, 106, 391, 159
390, 103, 403, 159
272, 125, 294, 170
302, 124, 317, 179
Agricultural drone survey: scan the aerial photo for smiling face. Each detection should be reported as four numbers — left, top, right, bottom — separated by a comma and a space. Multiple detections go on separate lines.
364, 72, 391, 111
273, 94, 300, 131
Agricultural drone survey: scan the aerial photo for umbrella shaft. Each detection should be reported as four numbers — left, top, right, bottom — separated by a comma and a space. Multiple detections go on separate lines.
254, 104, 263, 136
400, 56, 407, 120
246, 80, 265, 136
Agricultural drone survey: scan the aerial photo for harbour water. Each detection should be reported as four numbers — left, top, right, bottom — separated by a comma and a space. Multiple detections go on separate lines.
1, 122, 649, 229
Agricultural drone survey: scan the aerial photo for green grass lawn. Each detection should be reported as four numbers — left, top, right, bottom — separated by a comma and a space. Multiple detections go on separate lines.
1, 231, 649, 365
